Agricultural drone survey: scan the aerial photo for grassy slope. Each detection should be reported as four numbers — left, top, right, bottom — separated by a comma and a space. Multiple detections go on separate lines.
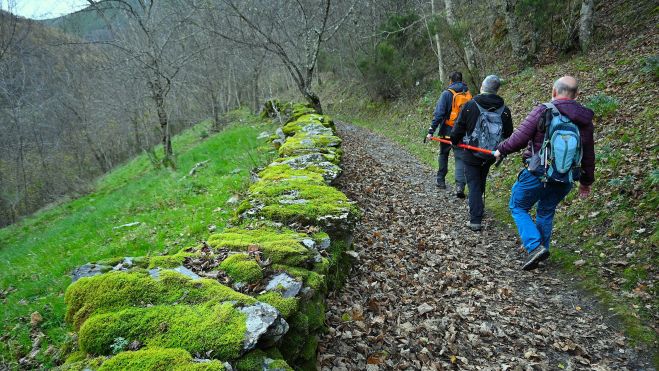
320, 29, 657, 351
0, 109, 275, 365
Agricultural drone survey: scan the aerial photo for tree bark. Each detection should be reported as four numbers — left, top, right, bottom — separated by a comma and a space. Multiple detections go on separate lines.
150, 79, 173, 161
579, 0, 595, 52
500, 0, 528, 66
443, 0, 480, 88
211, 90, 221, 132
430, 0, 446, 83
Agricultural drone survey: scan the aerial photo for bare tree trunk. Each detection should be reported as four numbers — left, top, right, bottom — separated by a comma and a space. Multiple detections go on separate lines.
444, 0, 480, 88
430, 0, 446, 83
303, 87, 322, 114
579, 0, 595, 52
149, 78, 173, 162
500, 0, 528, 66
210, 90, 221, 132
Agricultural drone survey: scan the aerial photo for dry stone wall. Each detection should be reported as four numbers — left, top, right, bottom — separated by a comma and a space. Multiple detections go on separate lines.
61, 102, 359, 371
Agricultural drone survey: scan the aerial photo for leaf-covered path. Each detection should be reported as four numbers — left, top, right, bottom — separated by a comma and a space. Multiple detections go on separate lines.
319, 123, 653, 370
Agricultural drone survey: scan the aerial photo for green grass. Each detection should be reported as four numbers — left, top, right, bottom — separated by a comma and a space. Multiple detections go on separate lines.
0, 109, 275, 366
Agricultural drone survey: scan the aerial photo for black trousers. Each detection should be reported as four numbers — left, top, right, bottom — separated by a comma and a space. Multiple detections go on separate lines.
463, 161, 492, 224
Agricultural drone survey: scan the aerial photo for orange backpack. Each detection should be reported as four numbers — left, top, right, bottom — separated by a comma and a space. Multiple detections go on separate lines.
446, 89, 472, 127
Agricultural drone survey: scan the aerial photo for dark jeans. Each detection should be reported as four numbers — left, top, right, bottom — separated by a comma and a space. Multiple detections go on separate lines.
464, 162, 492, 224
436, 143, 465, 190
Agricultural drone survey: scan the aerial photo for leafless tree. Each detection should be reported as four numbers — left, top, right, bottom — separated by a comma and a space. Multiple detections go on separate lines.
84, 0, 206, 166
195, 0, 356, 114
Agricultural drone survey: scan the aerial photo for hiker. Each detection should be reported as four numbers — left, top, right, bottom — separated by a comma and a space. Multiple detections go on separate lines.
494, 76, 595, 271
450, 75, 513, 231
426, 71, 471, 197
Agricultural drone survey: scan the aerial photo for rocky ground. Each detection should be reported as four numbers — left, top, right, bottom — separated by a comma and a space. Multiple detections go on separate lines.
318, 123, 655, 370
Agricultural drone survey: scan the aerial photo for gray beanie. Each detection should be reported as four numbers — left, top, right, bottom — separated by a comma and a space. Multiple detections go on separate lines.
481, 75, 501, 94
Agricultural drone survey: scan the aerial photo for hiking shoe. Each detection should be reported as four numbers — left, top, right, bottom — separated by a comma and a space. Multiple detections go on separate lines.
436, 182, 447, 189
522, 245, 549, 271
456, 190, 466, 199
466, 222, 482, 231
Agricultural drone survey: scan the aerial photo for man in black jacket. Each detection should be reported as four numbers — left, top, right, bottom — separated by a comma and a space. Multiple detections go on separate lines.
450, 75, 513, 231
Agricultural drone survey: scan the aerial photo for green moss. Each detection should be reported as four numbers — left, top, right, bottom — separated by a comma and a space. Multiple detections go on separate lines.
219, 254, 263, 283
278, 131, 342, 158
289, 312, 309, 335
65, 271, 255, 329
98, 347, 225, 370
59, 356, 105, 371
256, 292, 299, 318
267, 359, 294, 370
242, 178, 359, 229
258, 165, 325, 184
271, 264, 326, 292
287, 105, 316, 122
236, 349, 293, 371
279, 330, 306, 363
272, 152, 339, 166
79, 303, 246, 359
147, 254, 186, 269
281, 114, 334, 136
63, 351, 86, 364
300, 298, 326, 332
299, 336, 318, 361
207, 227, 314, 267
236, 349, 267, 371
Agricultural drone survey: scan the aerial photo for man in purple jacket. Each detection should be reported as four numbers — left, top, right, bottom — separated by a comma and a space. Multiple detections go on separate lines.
494, 76, 595, 271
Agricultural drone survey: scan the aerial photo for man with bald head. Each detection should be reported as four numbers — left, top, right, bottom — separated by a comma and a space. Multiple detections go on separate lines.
494, 75, 595, 270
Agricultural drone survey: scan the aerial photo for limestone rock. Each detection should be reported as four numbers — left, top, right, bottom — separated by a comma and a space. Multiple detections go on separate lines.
240, 303, 289, 351
265, 273, 302, 298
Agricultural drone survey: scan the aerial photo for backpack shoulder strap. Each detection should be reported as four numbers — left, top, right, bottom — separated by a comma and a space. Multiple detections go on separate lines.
542, 102, 560, 116
448, 88, 457, 96
473, 101, 487, 114
494, 105, 505, 115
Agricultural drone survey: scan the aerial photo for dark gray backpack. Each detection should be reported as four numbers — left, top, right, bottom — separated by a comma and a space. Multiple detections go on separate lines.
463, 102, 505, 160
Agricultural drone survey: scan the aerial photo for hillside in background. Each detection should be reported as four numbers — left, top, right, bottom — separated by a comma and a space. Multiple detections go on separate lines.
0, 110, 274, 367
319, 19, 657, 351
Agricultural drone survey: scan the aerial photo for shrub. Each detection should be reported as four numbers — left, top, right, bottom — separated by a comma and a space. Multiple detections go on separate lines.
586, 94, 619, 117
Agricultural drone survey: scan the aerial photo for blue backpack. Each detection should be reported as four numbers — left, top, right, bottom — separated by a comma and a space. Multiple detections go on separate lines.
532, 103, 582, 183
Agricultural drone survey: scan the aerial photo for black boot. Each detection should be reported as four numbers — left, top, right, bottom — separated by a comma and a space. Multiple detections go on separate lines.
522, 245, 549, 271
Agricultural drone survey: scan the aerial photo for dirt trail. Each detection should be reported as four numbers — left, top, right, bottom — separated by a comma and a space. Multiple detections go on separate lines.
319, 123, 654, 370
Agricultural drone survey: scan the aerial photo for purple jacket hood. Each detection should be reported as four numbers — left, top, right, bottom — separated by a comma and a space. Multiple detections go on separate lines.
497, 99, 596, 186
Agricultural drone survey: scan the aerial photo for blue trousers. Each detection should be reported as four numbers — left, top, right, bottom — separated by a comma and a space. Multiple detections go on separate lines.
509, 169, 572, 253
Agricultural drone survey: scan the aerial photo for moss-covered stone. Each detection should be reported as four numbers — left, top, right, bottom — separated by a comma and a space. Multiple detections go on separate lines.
65, 270, 255, 329
236, 349, 293, 371
270, 155, 341, 183
219, 254, 263, 283
271, 264, 326, 293
256, 292, 299, 318
258, 165, 325, 184
79, 303, 246, 359
240, 178, 359, 231
281, 114, 334, 137
278, 131, 342, 158
207, 227, 314, 267
98, 347, 226, 370
287, 105, 316, 123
